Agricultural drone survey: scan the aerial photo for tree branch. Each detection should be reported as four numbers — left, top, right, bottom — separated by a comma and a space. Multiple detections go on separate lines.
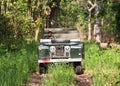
87, 0, 93, 6
88, 3, 97, 12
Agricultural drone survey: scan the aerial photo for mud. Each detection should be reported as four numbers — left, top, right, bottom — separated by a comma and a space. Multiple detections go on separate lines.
74, 74, 92, 86
25, 72, 92, 86
24, 72, 43, 86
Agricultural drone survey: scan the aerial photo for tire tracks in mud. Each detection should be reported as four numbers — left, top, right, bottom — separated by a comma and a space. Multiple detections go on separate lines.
24, 72, 92, 86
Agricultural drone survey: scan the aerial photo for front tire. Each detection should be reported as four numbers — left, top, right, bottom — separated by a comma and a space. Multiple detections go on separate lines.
73, 62, 84, 75
39, 63, 47, 74
75, 65, 83, 75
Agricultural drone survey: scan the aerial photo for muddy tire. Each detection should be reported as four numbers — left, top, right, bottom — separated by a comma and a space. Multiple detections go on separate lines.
73, 62, 84, 75
39, 63, 47, 74
39, 67, 45, 74
75, 65, 83, 75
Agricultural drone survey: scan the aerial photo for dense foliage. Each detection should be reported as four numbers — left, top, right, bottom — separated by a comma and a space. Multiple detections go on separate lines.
58, 0, 87, 27
0, 0, 120, 46
98, 0, 120, 37
87, 0, 120, 40
0, 0, 51, 50
0, 41, 38, 86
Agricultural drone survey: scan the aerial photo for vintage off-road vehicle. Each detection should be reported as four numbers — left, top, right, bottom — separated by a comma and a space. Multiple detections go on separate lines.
38, 28, 84, 74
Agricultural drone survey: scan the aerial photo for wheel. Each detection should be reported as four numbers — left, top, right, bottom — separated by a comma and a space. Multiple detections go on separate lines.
39, 66, 45, 74
73, 62, 84, 75
75, 65, 83, 75
39, 63, 47, 74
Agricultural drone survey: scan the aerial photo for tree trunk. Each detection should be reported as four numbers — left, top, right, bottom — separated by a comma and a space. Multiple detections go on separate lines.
93, 22, 101, 43
93, 1, 101, 43
34, 0, 41, 42
47, 0, 61, 28
87, 0, 97, 41
35, 27, 40, 41
88, 11, 92, 41
1, 1, 5, 15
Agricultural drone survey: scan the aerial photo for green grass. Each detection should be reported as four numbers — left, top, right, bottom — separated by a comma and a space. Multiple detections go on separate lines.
0, 41, 38, 86
84, 42, 120, 86
42, 63, 75, 86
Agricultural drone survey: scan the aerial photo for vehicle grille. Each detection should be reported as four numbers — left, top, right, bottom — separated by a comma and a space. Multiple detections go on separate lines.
56, 45, 64, 56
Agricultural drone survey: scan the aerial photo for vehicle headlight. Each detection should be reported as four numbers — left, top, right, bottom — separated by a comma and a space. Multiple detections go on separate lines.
64, 46, 71, 52
38, 47, 42, 51
50, 46, 56, 52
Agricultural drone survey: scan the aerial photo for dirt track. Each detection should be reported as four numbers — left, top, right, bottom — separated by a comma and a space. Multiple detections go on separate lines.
25, 72, 92, 86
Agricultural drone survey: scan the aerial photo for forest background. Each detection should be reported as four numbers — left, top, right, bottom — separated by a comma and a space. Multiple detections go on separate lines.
0, 0, 120, 86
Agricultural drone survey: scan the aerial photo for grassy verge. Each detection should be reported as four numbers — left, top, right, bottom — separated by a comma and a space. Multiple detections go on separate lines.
0, 41, 38, 86
84, 42, 120, 86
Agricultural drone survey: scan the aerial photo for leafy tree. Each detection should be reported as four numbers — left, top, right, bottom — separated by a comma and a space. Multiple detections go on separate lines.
0, 0, 53, 49
84, 0, 120, 42
98, 0, 120, 41
59, 0, 87, 28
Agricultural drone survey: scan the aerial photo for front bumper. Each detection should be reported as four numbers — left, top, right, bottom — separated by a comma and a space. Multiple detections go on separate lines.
38, 58, 82, 63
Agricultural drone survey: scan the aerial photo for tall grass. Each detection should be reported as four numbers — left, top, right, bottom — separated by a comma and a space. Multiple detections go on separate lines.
42, 63, 75, 86
84, 42, 120, 86
0, 41, 38, 86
